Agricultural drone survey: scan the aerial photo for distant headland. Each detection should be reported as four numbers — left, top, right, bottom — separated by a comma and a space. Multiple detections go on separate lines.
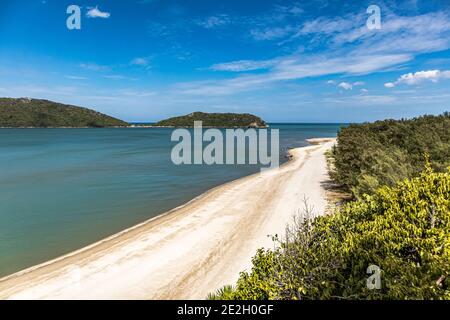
0, 98, 129, 128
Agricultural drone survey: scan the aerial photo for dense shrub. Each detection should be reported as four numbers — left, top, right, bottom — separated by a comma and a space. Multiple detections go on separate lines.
330, 113, 450, 197
210, 168, 450, 300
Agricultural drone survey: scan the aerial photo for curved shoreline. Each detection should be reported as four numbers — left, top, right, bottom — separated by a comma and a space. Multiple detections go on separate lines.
0, 138, 336, 300
0, 138, 304, 282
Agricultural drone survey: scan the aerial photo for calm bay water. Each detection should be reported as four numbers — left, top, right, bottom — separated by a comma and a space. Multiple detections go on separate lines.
0, 124, 342, 277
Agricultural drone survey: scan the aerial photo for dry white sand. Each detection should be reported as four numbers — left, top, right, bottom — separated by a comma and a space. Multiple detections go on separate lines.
0, 138, 335, 300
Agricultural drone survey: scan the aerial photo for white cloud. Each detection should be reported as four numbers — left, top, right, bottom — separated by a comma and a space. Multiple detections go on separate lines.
297, 15, 356, 37
280, 11, 450, 63
210, 59, 276, 72
79, 63, 109, 71
102, 75, 137, 81
103, 75, 126, 80
86, 6, 110, 19
275, 3, 303, 16
4, 85, 80, 97
329, 80, 365, 90
322, 94, 397, 105
117, 89, 155, 97
179, 53, 410, 96
385, 69, 450, 88
338, 82, 353, 90
347, 12, 450, 59
250, 26, 294, 41
398, 70, 448, 84
64, 75, 87, 80
174, 12, 448, 97
338, 81, 365, 90
197, 15, 230, 29
131, 57, 150, 67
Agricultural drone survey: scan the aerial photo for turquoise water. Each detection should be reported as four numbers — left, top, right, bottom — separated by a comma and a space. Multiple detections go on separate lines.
0, 124, 343, 277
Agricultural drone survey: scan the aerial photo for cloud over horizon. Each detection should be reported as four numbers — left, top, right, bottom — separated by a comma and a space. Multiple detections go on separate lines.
385, 70, 450, 87
184, 8, 450, 97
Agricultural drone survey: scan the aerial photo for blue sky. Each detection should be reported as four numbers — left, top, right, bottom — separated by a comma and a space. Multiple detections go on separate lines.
0, 0, 449, 122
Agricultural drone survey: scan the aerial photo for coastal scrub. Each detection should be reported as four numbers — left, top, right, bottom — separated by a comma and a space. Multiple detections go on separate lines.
210, 168, 450, 300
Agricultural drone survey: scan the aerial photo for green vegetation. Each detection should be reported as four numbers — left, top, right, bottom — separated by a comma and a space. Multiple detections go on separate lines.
154, 111, 267, 128
210, 114, 450, 300
0, 98, 129, 128
210, 167, 450, 300
330, 113, 450, 198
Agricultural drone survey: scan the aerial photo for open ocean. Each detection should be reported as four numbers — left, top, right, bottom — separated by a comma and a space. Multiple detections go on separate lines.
0, 124, 343, 277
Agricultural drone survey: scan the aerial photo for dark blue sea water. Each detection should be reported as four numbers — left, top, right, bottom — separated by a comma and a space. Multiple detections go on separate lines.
0, 124, 343, 277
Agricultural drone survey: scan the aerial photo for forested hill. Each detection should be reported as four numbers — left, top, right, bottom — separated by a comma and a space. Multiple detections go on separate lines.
0, 98, 129, 128
154, 112, 267, 128
330, 112, 450, 197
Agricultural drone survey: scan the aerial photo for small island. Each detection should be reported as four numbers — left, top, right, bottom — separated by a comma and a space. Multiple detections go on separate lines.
154, 111, 267, 128
0, 98, 129, 128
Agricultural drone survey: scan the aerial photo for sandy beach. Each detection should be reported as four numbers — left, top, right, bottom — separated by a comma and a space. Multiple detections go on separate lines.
0, 138, 335, 300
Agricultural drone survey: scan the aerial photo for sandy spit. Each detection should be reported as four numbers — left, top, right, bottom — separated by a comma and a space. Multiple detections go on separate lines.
0, 138, 336, 300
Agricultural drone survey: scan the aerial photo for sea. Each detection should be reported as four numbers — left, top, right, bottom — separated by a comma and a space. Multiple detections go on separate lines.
0, 124, 344, 277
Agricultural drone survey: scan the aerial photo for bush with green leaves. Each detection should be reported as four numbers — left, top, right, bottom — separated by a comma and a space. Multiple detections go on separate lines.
330, 113, 450, 197
210, 167, 450, 300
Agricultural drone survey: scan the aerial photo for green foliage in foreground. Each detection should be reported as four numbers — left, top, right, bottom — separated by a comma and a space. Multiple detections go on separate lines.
0, 98, 129, 128
330, 113, 450, 197
154, 111, 267, 128
210, 168, 450, 300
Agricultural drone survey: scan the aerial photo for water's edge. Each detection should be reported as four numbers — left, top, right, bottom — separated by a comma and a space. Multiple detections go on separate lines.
0, 125, 343, 277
